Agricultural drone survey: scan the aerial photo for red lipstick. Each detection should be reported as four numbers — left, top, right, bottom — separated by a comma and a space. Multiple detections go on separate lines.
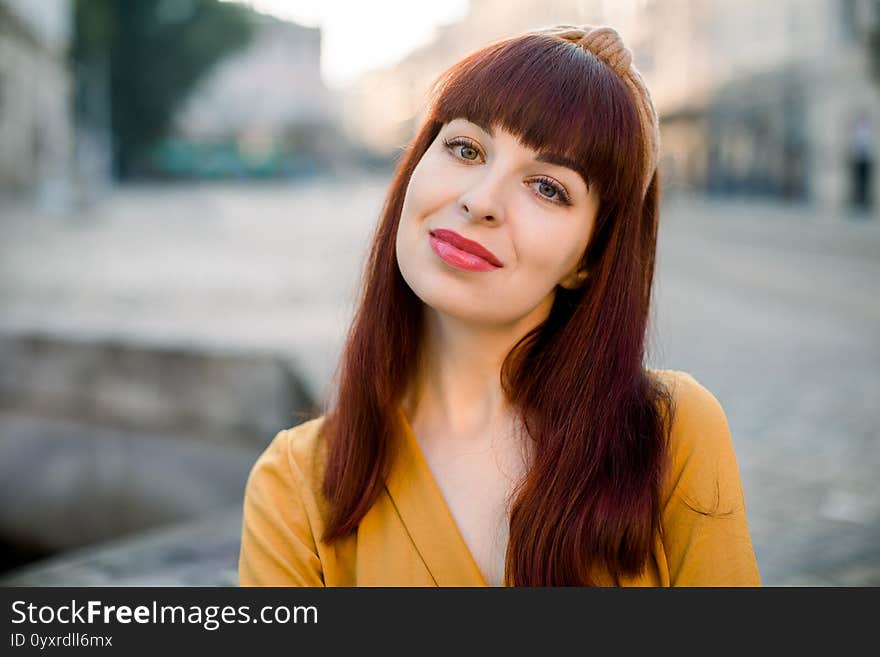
428, 229, 503, 272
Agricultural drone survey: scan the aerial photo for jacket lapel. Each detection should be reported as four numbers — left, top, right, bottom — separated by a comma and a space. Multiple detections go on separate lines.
383, 407, 488, 587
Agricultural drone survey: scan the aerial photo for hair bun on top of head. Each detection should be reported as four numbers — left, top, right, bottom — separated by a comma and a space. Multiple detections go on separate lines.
529, 24, 660, 198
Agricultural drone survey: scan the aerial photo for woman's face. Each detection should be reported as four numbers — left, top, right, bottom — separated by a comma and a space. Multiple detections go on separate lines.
396, 117, 600, 327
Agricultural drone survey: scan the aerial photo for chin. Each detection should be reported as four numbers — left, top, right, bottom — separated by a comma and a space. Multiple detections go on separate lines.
424, 293, 514, 327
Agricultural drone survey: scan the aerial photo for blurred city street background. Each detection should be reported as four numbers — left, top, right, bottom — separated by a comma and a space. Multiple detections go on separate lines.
1, 0, 878, 586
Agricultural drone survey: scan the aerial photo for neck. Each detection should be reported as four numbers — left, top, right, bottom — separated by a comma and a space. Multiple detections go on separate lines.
404, 300, 550, 441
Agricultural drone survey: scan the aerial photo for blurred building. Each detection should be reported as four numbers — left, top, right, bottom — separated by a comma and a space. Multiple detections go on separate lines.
167, 14, 345, 178
641, 0, 880, 216
345, 0, 880, 216
0, 0, 74, 205
343, 0, 563, 156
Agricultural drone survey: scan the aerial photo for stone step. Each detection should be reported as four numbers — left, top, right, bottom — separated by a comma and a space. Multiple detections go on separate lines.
0, 333, 318, 564
0, 506, 242, 587
0, 331, 318, 444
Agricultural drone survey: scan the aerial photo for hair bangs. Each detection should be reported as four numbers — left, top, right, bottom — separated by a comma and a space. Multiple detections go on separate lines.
428, 33, 644, 202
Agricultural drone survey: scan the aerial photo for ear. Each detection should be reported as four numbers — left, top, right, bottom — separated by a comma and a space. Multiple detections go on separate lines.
558, 267, 590, 290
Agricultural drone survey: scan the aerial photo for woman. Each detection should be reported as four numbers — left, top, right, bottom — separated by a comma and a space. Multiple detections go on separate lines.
238, 25, 762, 587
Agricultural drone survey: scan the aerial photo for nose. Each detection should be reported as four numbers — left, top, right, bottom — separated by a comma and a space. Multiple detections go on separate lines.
458, 170, 506, 225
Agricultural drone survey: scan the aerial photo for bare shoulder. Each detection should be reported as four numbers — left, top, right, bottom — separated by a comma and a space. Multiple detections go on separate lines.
648, 369, 746, 516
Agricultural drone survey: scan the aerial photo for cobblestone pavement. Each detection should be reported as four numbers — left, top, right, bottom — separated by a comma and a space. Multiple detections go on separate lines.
2, 179, 878, 585
653, 196, 880, 585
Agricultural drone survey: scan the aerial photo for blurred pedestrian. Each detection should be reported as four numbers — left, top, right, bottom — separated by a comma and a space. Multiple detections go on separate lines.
239, 24, 761, 587
849, 112, 874, 215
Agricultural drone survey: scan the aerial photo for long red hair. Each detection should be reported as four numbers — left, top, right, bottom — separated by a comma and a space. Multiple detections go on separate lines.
319, 32, 676, 585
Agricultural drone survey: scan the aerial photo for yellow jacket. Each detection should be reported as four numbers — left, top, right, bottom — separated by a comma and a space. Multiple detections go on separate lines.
238, 369, 761, 586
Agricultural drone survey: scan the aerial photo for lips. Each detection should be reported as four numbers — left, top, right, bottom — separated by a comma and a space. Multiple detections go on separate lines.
428, 229, 503, 267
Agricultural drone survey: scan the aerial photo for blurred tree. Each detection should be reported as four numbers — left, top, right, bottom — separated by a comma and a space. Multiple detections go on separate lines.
72, 0, 254, 179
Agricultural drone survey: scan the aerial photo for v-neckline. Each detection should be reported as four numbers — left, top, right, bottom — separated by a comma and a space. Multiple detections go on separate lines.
383, 406, 491, 587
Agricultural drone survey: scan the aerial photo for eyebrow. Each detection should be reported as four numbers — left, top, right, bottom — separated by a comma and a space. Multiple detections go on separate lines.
536, 151, 591, 191
535, 151, 582, 176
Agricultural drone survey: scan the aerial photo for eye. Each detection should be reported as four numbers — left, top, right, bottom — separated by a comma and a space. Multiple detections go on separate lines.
529, 176, 572, 206
443, 137, 483, 162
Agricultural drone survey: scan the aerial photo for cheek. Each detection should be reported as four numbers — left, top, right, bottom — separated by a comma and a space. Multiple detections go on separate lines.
398, 175, 428, 259
515, 219, 587, 277
397, 175, 436, 280
402, 154, 458, 219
